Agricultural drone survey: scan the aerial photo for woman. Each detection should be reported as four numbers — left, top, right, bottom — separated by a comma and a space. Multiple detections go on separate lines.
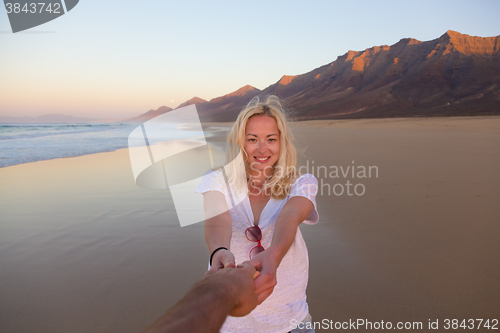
196, 96, 319, 333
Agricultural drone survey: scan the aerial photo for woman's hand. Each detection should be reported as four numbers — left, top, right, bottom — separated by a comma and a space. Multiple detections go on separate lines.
210, 249, 236, 272
247, 248, 280, 304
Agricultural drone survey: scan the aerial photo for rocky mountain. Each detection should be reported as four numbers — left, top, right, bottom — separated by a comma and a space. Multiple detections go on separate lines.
132, 86, 261, 123
261, 30, 500, 120
195, 85, 261, 122
175, 97, 207, 109
126, 105, 173, 123
132, 30, 500, 122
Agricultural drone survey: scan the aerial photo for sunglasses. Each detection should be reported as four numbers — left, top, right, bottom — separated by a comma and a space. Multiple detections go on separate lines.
245, 225, 265, 259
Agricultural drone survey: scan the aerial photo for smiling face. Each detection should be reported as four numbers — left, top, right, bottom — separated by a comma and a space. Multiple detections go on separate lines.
244, 114, 280, 179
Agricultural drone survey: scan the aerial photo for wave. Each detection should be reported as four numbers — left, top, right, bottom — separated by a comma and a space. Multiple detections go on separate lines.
0, 123, 133, 140
0, 124, 134, 168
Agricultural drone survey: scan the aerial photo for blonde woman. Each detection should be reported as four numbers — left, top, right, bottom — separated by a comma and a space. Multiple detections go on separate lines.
196, 96, 319, 333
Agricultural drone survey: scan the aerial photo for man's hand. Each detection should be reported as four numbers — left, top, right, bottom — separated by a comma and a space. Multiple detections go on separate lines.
247, 249, 279, 304
227, 263, 259, 316
203, 262, 258, 316
143, 262, 258, 333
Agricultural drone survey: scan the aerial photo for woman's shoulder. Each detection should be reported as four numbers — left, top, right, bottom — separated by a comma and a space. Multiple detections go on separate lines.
288, 173, 318, 197
196, 168, 225, 193
287, 173, 320, 224
292, 173, 318, 186
200, 168, 224, 184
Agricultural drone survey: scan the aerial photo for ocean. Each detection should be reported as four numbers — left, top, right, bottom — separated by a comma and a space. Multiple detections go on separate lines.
0, 123, 136, 168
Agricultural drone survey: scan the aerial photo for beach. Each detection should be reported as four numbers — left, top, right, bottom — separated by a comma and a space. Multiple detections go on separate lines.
1, 116, 499, 332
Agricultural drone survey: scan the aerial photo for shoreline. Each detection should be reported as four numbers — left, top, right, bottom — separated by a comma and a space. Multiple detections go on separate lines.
3, 115, 500, 170
0, 146, 130, 170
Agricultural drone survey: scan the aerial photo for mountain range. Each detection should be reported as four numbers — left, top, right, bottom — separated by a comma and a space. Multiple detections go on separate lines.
132, 30, 500, 122
4, 30, 498, 124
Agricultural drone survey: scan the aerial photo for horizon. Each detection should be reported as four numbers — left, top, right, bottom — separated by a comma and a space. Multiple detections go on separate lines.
1, 0, 499, 119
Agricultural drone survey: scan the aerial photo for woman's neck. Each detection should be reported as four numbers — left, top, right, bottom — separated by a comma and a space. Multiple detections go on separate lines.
248, 175, 269, 196
248, 169, 269, 185
249, 167, 272, 183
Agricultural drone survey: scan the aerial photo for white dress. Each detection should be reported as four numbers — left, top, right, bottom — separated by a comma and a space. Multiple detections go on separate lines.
196, 172, 319, 333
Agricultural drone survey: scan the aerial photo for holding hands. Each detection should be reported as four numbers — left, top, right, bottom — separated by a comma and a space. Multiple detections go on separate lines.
212, 247, 280, 306
203, 261, 259, 317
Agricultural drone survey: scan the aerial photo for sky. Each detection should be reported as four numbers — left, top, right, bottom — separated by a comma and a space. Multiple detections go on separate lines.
1, 0, 499, 119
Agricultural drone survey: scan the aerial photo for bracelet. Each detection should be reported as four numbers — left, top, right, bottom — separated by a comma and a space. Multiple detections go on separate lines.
209, 247, 228, 266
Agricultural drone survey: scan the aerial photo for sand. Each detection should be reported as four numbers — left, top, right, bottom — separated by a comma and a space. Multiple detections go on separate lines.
1, 116, 499, 332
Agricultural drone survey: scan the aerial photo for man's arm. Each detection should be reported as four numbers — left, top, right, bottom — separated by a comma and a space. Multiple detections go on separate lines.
143, 263, 258, 333
250, 196, 314, 304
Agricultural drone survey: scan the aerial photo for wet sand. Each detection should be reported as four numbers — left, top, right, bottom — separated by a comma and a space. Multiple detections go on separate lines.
1, 116, 499, 332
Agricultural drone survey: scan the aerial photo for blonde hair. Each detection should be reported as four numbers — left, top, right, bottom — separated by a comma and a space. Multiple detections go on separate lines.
226, 95, 299, 200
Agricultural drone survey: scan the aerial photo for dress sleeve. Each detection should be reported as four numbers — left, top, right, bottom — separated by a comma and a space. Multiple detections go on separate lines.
289, 173, 319, 225
195, 169, 226, 195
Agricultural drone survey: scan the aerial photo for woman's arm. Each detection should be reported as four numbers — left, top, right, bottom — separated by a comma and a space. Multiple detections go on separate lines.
249, 196, 314, 303
203, 191, 235, 270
